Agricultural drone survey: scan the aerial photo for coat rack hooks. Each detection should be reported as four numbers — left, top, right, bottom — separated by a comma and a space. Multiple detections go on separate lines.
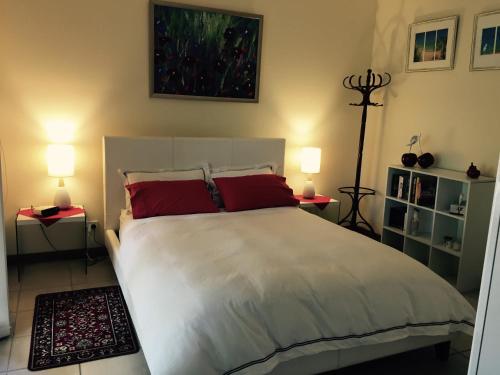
338, 69, 391, 237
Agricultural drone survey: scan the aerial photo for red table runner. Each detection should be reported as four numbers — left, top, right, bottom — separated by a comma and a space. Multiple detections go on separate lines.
18, 207, 85, 227
295, 195, 332, 210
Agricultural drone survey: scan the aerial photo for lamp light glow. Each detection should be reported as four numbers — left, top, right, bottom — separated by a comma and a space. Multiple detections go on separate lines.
301, 147, 321, 174
46, 144, 74, 209
47, 144, 75, 177
45, 120, 75, 143
300, 147, 321, 199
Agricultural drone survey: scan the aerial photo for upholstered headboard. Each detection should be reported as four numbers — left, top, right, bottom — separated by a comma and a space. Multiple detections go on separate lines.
102, 136, 286, 230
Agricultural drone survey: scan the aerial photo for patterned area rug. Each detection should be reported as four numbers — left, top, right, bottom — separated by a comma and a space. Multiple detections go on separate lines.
29, 286, 140, 371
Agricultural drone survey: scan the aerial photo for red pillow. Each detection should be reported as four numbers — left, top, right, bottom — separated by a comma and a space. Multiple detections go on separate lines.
213, 174, 299, 212
126, 180, 219, 219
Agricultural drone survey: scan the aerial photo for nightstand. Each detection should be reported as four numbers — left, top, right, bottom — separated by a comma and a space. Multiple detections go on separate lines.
16, 205, 87, 281
295, 195, 340, 224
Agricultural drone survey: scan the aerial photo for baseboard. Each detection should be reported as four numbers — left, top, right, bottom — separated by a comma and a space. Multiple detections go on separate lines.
7, 247, 107, 265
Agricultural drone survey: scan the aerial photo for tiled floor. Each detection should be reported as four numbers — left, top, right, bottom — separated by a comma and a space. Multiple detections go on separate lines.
0, 258, 477, 375
0, 258, 149, 375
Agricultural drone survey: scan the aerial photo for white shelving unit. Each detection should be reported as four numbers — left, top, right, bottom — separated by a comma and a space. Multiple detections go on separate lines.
382, 165, 495, 292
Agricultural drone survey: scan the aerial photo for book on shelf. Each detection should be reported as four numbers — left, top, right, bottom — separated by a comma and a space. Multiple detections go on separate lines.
391, 174, 409, 200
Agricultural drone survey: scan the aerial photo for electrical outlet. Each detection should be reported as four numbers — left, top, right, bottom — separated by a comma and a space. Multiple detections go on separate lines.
86, 220, 101, 248
87, 220, 98, 235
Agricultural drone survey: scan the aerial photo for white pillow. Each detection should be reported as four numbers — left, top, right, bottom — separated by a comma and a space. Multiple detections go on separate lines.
211, 162, 278, 176
125, 169, 206, 184
211, 166, 273, 178
120, 167, 208, 212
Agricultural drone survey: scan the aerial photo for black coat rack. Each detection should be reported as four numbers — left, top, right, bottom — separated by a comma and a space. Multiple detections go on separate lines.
338, 69, 391, 236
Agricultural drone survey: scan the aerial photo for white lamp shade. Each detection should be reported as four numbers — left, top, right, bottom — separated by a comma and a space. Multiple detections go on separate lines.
301, 147, 321, 174
47, 144, 75, 177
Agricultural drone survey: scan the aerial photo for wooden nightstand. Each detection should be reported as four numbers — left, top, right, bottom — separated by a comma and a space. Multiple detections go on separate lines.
16, 205, 88, 281
295, 195, 340, 224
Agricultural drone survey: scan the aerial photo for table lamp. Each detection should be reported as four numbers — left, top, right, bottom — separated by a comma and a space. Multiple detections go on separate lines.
301, 147, 321, 199
47, 144, 74, 209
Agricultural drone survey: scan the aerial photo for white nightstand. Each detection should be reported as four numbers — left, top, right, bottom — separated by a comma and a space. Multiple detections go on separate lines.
295, 195, 340, 224
16, 205, 87, 281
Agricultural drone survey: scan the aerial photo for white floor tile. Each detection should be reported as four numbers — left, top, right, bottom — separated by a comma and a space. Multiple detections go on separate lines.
8, 291, 18, 313
71, 280, 118, 291
80, 351, 150, 375
7, 365, 79, 374
18, 286, 71, 312
7, 336, 30, 371
14, 311, 33, 338
20, 261, 71, 290
70, 258, 117, 286
0, 337, 12, 372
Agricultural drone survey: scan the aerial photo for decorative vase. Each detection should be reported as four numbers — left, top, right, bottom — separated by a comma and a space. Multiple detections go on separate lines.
417, 152, 434, 169
401, 153, 418, 167
54, 186, 72, 209
466, 163, 480, 179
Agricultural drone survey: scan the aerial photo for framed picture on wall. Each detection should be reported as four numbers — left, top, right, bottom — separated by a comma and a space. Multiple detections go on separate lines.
150, 0, 263, 102
470, 10, 500, 71
406, 16, 459, 72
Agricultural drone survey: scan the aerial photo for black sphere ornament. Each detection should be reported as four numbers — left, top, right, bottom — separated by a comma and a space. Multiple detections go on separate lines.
466, 163, 480, 179
402, 153, 418, 167
417, 152, 434, 169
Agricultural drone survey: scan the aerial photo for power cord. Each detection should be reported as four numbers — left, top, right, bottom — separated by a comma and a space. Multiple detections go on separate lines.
86, 224, 106, 266
38, 222, 106, 267
38, 224, 59, 251
92, 225, 105, 247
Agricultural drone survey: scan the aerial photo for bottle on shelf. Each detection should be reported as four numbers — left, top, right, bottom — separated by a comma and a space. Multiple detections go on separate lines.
411, 209, 420, 236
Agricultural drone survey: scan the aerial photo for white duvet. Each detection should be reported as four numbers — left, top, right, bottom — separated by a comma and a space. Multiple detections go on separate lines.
118, 207, 475, 375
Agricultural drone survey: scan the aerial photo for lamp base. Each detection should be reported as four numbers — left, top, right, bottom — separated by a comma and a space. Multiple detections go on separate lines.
303, 180, 315, 199
54, 187, 71, 209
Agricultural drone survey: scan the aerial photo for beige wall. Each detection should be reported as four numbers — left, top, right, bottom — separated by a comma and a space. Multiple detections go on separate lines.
0, 0, 377, 254
365, 0, 500, 231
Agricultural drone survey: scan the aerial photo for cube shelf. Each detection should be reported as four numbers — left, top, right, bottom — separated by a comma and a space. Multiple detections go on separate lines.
386, 168, 411, 201
410, 172, 437, 209
430, 248, 460, 286
384, 199, 407, 232
406, 205, 433, 244
382, 229, 404, 252
433, 213, 464, 253
404, 238, 430, 265
382, 165, 495, 292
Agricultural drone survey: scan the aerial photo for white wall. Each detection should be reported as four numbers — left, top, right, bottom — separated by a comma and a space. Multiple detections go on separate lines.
3, 0, 495, 249
0, 0, 377, 254
0, 159, 10, 338
366, 0, 500, 231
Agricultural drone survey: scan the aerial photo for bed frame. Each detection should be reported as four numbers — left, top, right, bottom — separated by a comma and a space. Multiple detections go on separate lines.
102, 136, 452, 374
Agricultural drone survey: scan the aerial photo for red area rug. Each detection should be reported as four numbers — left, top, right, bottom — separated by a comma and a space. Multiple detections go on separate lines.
29, 286, 140, 371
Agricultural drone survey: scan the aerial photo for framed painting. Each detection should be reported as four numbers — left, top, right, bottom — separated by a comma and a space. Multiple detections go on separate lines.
150, 1, 263, 102
470, 10, 500, 71
406, 16, 459, 72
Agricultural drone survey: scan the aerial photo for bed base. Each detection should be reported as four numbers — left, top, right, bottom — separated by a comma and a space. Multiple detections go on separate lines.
105, 229, 453, 375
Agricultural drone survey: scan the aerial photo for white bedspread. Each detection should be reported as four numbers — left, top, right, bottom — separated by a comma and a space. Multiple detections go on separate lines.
118, 207, 475, 375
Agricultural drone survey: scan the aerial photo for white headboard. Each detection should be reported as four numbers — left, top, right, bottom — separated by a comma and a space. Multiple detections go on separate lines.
102, 136, 286, 230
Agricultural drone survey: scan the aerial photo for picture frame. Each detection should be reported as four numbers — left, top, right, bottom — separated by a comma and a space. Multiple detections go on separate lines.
406, 16, 459, 72
470, 10, 500, 71
150, 0, 263, 102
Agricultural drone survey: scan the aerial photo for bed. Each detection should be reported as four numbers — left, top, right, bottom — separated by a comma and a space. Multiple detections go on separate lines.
103, 136, 475, 375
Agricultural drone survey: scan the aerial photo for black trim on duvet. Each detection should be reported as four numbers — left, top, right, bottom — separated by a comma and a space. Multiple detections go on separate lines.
223, 319, 474, 374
